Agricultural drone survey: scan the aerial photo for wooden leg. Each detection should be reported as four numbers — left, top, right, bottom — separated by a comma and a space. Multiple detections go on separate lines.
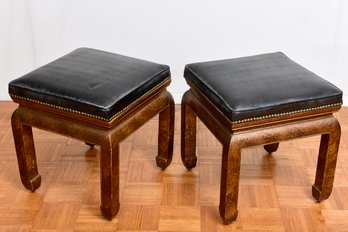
264, 143, 279, 153
11, 108, 41, 192
219, 137, 241, 224
312, 118, 341, 201
181, 92, 197, 170
100, 138, 120, 220
156, 96, 175, 170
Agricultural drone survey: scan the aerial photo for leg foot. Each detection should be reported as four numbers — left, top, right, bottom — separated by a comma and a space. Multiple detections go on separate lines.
264, 143, 279, 153
100, 204, 120, 220
219, 205, 238, 224
312, 185, 323, 202
27, 174, 41, 192
182, 157, 197, 171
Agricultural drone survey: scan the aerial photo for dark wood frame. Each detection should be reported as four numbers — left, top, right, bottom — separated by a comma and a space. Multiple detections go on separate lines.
181, 83, 341, 224
11, 79, 174, 220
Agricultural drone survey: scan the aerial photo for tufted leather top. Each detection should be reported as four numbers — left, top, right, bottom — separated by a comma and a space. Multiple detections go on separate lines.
9, 48, 171, 120
184, 52, 342, 123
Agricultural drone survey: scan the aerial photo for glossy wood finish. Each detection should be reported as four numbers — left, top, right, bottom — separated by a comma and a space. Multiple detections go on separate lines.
10, 87, 174, 220
181, 88, 341, 224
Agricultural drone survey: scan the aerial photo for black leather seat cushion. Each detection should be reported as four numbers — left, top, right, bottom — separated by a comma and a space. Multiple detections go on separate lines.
9, 48, 170, 120
184, 52, 342, 123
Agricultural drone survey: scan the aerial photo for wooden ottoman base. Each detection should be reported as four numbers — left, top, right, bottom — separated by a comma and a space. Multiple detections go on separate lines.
11, 87, 174, 220
181, 88, 341, 224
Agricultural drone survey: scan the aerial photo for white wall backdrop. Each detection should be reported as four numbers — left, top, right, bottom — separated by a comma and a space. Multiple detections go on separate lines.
1, 0, 347, 104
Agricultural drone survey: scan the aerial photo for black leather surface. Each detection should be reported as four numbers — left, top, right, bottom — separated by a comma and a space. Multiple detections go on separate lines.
184, 52, 342, 122
9, 48, 171, 120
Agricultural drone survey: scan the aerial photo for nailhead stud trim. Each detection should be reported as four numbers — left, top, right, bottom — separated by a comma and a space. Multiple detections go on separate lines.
232, 103, 342, 125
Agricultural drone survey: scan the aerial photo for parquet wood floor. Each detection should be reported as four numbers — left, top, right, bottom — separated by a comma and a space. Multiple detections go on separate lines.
0, 101, 347, 231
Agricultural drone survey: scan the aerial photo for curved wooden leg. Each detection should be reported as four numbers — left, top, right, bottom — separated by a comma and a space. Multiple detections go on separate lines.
264, 143, 279, 153
11, 108, 41, 192
312, 118, 341, 201
156, 93, 175, 170
181, 91, 197, 170
219, 137, 241, 224
100, 138, 120, 220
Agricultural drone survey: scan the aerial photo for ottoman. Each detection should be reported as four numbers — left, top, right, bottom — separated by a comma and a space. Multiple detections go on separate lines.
9, 48, 174, 220
181, 52, 342, 224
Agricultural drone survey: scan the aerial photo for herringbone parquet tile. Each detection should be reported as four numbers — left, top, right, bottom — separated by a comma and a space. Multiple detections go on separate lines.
0, 101, 348, 231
